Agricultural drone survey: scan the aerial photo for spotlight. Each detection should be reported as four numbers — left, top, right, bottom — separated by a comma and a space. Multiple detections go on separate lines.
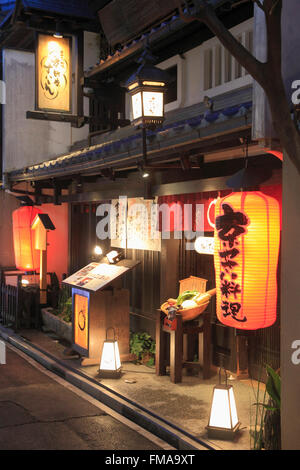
94, 245, 103, 256
53, 22, 63, 39
138, 164, 150, 179
106, 250, 123, 264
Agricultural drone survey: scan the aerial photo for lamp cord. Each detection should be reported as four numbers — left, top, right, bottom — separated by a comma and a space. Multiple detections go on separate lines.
245, 137, 249, 169
219, 366, 228, 386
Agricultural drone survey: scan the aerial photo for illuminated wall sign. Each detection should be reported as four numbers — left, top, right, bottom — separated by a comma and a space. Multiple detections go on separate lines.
36, 34, 72, 113
194, 236, 215, 255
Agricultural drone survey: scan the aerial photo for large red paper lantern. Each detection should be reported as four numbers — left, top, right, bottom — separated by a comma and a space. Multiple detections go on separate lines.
214, 191, 280, 330
12, 206, 42, 271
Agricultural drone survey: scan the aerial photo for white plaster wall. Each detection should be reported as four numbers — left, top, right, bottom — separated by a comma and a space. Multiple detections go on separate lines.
2, 31, 99, 173
125, 18, 253, 119
182, 19, 253, 107
252, 6, 274, 140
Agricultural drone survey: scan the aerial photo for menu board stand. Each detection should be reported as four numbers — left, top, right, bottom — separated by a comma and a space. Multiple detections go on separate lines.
63, 259, 139, 366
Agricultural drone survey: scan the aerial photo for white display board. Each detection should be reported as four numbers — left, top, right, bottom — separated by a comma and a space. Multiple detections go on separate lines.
110, 197, 161, 251
62, 262, 129, 292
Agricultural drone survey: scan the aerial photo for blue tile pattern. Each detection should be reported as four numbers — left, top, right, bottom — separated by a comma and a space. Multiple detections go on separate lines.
8, 101, 252, 180
0, 0, 95, 19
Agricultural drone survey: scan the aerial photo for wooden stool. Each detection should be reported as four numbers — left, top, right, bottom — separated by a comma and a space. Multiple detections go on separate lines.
155, 309, 212, 383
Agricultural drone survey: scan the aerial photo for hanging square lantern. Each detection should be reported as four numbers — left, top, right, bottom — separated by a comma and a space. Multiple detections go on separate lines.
213, 191, 280, 330
99, 328, 121, 378
125, 47, 169, 127
207, 369, 240, 440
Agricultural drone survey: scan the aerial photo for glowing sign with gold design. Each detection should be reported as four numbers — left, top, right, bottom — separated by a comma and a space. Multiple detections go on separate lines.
37, 34, 71, 112
74, 293, 89, 351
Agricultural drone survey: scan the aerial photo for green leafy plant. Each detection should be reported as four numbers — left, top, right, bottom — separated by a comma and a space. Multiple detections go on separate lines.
130, 332, 156, 366
251, 365, 281, 450
262, 366, 281, 450
55, 286, 72, 323
250, 370, 267, 450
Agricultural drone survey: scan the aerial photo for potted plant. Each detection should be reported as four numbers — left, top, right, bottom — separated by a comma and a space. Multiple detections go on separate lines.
41, 286, 72, 343
130, 332, 156, 366
251, 365, 281, 450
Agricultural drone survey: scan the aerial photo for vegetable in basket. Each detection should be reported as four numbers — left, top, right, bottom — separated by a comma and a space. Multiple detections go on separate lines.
176, 290, 199, 305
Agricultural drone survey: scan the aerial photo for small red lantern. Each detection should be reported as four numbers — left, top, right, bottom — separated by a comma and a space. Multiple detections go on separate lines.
214, 191, 280, 330
12, 206, 42, 271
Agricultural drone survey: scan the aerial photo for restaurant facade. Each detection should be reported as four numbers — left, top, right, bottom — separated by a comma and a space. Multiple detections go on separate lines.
0, 0, 299, 450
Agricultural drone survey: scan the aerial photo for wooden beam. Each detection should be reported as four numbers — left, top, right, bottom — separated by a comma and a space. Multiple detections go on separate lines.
75, 31, 84, 119
26, 110, 88, 127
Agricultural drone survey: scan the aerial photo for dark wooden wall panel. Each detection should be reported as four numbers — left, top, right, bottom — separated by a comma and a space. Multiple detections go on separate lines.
99, 0, 176, 46
177, 233, 236, 370
70, 205, 281, 378
70, 202, 160, 337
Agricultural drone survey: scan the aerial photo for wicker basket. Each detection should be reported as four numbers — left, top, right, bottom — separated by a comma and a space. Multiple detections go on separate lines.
179, 276, 207, 295
180, 301, 210, 322
160, 276, 216, 322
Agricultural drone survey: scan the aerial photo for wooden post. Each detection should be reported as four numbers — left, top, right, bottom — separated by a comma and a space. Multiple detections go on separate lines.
202, 310, 212, 379
75, 31, 84, 120
170, 314, 183, 383
236, 334, 249, 379
155, 311, 167, 376
40, 237, 47, 305
31, 213, 55, 306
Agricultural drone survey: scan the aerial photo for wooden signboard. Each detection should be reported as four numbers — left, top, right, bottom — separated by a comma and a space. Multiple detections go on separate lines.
63, 259, 139, 366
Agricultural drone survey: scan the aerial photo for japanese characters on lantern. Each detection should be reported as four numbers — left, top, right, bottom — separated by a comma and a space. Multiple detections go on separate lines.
216, 202, 249, 324
214, 192, 280, 330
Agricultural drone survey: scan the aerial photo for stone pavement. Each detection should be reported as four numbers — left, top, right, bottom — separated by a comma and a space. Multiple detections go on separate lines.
0, 347, 162, 450
13, 329, 266, 451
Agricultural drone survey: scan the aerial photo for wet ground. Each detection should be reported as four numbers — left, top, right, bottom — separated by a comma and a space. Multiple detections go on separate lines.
0, 346, 162, 450
17, 329, 266, 451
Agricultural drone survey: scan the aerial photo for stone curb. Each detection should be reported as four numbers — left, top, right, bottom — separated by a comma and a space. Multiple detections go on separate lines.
0, 325, 216, 451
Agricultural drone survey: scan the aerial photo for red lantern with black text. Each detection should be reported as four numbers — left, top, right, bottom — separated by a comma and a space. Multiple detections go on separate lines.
12, 206, 42, 271
214, 191, 280, 330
